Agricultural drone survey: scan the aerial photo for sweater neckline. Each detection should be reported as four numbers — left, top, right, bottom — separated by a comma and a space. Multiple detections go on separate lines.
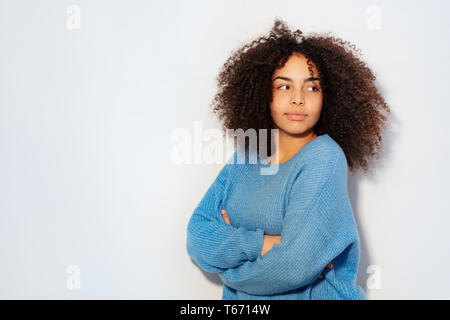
259, 133, 329, 167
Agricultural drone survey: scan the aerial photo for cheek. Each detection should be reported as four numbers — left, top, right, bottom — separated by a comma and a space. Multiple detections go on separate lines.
308, 94, 323, 114
270, 103, 284, 118
270, 93, 287, 112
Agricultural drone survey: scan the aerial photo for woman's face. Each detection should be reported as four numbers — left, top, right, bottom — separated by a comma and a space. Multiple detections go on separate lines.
270, 53, 323, 136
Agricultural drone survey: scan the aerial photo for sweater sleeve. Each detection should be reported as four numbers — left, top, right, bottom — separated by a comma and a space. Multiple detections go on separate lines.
217, 148, 356, 295
186, 151, 265, 273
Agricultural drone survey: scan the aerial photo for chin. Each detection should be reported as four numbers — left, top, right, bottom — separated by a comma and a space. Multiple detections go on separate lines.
278, 126, 310, 136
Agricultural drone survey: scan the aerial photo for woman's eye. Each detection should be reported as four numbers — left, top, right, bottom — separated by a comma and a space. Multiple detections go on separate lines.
277, 85, 319, 91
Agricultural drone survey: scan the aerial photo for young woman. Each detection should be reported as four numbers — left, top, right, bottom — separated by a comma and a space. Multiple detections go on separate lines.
186, 19, 390, 300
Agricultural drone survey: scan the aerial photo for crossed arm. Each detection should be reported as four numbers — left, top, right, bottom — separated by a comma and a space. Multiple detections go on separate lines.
220, 209, 333, 279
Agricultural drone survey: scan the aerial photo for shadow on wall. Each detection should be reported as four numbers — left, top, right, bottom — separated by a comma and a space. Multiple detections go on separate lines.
351, 105, 398, 298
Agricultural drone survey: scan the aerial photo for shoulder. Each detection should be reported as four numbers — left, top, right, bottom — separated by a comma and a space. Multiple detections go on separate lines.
213, 150, 238, 185
292, 134, 348, 179
319, 135, 347, 171
219, 147, 247, 183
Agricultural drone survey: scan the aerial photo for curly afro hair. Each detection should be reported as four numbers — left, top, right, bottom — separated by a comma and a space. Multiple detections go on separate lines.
211, 18, 391, 174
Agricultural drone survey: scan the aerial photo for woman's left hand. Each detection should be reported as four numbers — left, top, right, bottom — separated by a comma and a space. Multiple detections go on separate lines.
221, 209, 231, 225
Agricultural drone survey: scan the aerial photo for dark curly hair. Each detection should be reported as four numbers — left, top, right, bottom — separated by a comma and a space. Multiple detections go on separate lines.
211, 18, 391, 174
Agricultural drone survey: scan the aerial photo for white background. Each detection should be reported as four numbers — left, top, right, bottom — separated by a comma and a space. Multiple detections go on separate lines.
1, 0, 449, 299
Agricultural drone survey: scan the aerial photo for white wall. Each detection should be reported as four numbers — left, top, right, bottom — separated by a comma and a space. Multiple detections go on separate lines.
1, 0, 449, 299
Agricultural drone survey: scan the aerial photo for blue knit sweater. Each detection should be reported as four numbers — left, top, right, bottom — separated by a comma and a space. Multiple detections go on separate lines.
186, 134, 366, 300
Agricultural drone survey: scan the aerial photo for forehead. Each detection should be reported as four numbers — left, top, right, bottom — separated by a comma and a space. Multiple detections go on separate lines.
272, 54, 319, 79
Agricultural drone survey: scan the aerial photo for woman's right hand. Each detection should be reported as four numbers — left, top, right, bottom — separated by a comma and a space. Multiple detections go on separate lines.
260, 235, 333, 279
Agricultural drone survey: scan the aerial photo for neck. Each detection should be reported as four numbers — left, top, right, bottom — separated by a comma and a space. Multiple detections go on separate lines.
269, 129, 318, 164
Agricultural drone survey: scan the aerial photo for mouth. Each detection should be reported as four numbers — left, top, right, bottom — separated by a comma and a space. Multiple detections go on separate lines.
285, 112, 307, 121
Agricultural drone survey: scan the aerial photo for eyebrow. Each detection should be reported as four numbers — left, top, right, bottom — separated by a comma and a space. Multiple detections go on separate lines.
272, 76, 321, 83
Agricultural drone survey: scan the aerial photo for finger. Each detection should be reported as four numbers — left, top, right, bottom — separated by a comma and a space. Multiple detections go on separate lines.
221, 209, 231, 225
326, 263, 333, 269
222, 214, 231, 225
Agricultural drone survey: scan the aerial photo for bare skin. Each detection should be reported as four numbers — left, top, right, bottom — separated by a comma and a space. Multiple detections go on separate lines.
221, 209, 333, 280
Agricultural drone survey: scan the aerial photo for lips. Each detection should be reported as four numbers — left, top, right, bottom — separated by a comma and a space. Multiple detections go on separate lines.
286, 112, 307, 116
285, 112, 307, 121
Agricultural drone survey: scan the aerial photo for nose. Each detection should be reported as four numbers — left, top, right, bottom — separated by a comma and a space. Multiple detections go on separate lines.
291, 90, 304, 106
